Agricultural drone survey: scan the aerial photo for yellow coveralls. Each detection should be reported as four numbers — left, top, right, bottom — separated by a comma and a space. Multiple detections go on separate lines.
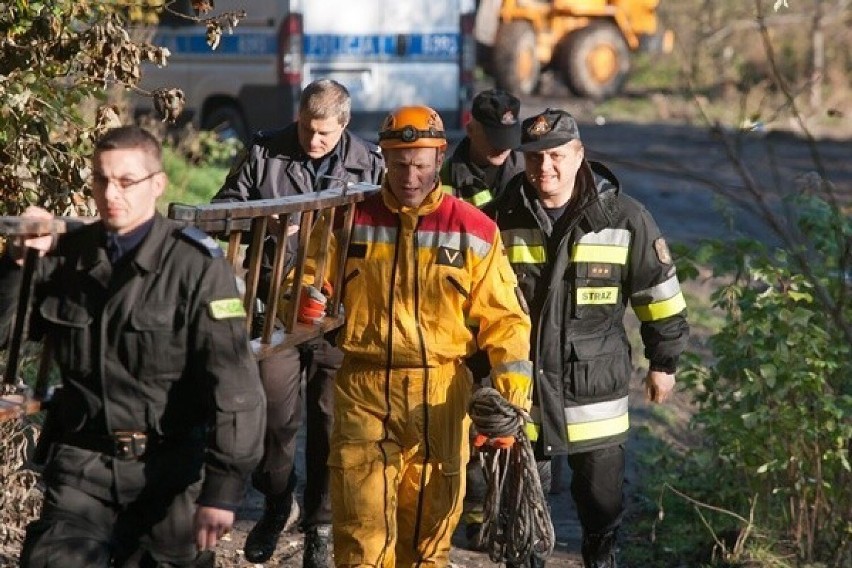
307, 183, 532, 567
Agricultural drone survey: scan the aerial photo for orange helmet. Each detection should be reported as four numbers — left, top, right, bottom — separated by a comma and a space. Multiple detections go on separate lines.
378, 105, 447, 150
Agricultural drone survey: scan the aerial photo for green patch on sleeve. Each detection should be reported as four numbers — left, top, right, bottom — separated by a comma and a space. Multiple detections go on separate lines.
208, 298, 246, 319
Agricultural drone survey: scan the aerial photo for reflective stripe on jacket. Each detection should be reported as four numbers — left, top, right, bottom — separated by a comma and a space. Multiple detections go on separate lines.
486, 161, 689, 454
311, 183, 533, 408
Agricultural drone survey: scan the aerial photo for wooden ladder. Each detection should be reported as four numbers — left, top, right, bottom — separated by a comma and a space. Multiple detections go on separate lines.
0, 182, 379, 421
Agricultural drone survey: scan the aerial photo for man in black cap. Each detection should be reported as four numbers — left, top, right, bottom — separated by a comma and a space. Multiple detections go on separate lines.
439, 88, 526, 548
483, 109, 690, 567
440, 88, 525, 208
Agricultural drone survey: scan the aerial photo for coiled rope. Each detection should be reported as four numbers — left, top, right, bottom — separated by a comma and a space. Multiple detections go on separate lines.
468, 387, 555, 565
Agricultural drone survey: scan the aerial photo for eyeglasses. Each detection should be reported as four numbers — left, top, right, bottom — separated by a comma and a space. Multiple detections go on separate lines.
91, 170, 162, 192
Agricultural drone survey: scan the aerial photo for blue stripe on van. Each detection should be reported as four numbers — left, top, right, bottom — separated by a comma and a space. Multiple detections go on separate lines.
304, 33, 460, 59
155, 32, 460, 59
155, 33, 277, 56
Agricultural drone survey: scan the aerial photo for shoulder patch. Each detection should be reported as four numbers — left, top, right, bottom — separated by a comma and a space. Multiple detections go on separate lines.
654, 237, 672, 265
437, 246, 464, 268
179, 226, 223, 258
347, 242, 367, 259
209, 297, 247, 320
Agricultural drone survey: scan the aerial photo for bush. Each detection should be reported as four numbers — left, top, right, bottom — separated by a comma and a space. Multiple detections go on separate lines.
0, 1, 173, 216
665, 193, 851, 566
160, 144, 232, 209
0, 1, 244, 217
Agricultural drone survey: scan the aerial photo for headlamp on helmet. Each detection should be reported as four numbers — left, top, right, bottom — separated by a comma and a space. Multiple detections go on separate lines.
378, 106, 447, 150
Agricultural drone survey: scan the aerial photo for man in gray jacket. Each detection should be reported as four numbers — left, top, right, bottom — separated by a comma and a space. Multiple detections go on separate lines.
211, 78, 384, 568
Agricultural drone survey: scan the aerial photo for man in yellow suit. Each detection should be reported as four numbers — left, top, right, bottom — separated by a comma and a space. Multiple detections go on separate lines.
297, 105, 533, 567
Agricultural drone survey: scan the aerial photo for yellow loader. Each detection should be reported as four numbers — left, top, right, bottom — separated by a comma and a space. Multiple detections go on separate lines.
475, 0, 673, 98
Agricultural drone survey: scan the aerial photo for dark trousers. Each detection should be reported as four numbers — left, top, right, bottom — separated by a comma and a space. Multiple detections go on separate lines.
20, 479, 203, 567
567, 444, 625, 536
252, 338, 340, 528
507, 448, 622, 568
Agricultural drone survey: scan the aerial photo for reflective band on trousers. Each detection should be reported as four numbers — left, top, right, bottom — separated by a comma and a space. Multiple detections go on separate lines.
524, 396, 629, 443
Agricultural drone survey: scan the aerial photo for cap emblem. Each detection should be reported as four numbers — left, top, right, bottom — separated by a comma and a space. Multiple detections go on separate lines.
500, 110, 517, 125
528, 115, 550, 137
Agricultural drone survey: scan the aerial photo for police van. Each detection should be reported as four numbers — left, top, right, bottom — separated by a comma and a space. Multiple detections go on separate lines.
139, 0, 477, 142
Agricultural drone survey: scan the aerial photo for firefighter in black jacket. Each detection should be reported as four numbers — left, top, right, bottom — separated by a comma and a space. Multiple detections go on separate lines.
0, 126, 265, 567
439, 88, 528, 548
484, 109, 689, 568
440, 88, 525, 208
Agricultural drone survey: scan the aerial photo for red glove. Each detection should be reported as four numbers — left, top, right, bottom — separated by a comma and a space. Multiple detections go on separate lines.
297, 281, 333, 325
473, 433, 516, 450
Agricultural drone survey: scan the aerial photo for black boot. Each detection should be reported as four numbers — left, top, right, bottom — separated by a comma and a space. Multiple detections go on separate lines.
191, 550, 216, 567
507, 555, 546, 568
302, 524, 332, 568
244, 495, 300, 563
464, 522, 485, 551
581, 531, 617, 568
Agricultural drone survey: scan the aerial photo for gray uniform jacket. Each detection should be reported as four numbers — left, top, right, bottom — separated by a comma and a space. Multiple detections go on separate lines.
0, 214, 265, 510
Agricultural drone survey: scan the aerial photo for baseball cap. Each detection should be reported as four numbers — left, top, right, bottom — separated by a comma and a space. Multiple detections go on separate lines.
470, 89, 521, 151
518, 108, 581, 152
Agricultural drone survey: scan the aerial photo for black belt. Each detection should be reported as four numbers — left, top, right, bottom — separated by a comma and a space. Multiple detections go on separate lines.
62, 430, 157, 461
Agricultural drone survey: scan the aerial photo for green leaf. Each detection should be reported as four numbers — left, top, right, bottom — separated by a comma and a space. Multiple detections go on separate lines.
759, 363, 777, 388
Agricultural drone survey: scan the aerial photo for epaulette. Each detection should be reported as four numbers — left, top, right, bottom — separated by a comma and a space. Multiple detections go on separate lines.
367, 139, 382, 154
179, 226, 223, 258
252, 129, 277, 143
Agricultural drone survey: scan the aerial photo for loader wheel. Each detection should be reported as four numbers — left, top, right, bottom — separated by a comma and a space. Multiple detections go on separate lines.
492, 21, 540, 96
560, 22, 629, 99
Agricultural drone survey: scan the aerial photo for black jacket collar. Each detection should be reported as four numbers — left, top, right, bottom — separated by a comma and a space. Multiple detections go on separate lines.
489, 159, 620, 234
